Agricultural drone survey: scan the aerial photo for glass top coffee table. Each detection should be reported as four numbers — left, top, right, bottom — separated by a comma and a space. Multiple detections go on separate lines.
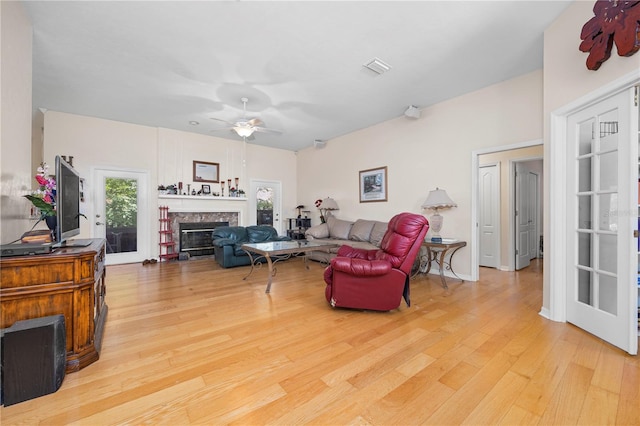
241, 240, 338, 293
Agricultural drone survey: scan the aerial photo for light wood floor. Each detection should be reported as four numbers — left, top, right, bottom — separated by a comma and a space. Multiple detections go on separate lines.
1, 257, 639, 425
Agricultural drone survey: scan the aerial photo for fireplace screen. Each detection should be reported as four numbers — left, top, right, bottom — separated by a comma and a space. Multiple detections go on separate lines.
179, 222, 228, 256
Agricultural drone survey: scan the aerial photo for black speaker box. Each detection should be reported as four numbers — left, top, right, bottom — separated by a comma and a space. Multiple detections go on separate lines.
1, 314, 66, 406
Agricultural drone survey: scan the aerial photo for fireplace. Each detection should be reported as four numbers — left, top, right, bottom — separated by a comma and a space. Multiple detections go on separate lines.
167, 211, 238, 258
179, 222, 228, 256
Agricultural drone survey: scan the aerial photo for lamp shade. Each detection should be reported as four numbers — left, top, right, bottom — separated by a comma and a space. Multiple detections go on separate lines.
321, 197, 339, 210
421, 188, 456, 210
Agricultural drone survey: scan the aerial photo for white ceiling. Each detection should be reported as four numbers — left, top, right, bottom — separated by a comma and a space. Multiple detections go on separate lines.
23, 1, 572, 152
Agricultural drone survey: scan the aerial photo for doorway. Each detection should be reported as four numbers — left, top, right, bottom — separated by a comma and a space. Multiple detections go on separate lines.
514, 159, 542, 270
249, 179, 283, 234
474, 143, 543, 276
93, 168, 150, 265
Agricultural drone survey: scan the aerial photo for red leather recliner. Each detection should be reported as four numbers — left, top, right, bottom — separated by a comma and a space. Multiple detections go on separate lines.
323, 212, 429, 311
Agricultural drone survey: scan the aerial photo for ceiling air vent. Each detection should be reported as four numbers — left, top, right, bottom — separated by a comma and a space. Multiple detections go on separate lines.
363, 57, 392, 75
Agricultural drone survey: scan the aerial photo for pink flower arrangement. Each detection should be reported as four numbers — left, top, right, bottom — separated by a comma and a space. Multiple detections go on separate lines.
24, 163, 56, 217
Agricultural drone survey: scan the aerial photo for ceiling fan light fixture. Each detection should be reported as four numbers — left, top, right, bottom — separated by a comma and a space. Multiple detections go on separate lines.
234, 126, 255, 138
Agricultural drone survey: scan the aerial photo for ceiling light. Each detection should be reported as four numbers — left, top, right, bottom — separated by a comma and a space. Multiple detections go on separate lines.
363, 57, 392, 75
234, 126, 255, 138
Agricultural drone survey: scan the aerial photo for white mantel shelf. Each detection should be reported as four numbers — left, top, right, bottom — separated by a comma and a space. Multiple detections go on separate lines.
158, 194, 247, 224
158, 195, 247, 201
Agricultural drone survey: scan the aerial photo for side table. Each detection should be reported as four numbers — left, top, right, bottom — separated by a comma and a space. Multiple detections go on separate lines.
420, 240, 467, 289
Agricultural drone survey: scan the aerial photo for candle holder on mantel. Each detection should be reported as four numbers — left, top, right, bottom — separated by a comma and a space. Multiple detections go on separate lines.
235, 177, 239, 188
221, 181, 225, 197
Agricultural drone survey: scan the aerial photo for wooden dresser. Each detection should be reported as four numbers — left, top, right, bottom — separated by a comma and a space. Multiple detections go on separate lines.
0, 238, 107, 373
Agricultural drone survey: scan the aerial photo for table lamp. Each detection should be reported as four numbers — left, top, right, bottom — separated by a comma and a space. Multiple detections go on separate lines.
318, 197, 339, 222
421, 188, 457, 242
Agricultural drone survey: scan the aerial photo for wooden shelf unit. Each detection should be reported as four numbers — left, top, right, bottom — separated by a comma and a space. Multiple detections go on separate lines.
159, 206, 178, 262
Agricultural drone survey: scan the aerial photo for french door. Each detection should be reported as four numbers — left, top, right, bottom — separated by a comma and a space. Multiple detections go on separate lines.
249, 180, 282, 235
566, 89, 638, 354
93, 168, 150, 265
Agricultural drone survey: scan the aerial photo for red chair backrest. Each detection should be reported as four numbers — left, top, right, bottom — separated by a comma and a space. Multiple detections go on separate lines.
377, 212, 429, 274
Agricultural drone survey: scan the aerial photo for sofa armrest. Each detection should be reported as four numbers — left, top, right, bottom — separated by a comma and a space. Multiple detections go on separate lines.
337, 245, 378, 260
330, 257, 391, 276
213, 238, 238, 247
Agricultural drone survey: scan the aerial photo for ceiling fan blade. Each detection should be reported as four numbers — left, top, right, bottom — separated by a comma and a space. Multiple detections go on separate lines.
209, 117, 236, 126
210, 126, 235, 133
253, 126, 282, 134
247, 118, 264, 127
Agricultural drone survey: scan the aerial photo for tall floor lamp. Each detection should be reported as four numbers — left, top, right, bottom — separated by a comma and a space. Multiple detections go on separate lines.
421, 188, 457, 242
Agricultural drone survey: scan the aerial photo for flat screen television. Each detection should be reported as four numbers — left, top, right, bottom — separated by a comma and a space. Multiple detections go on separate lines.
54, 155, 82, 246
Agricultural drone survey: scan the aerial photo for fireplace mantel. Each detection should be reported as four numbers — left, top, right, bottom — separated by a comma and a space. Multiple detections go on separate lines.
158, 194, 247, 225
158, 195, 247, 202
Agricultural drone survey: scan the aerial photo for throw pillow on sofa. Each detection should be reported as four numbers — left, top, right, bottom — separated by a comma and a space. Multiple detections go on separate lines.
348, 219, 376, 242
369, 221, 389, 247
306, 222, 329, 239
327, 216, 353, 239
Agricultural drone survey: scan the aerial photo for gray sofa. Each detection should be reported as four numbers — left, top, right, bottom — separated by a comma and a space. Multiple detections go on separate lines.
304, 216, 388, 263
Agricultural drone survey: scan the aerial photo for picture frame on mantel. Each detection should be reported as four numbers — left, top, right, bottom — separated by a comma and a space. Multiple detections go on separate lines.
359, 166, 387, 203
193, 161, 219, 183
201, 184, 211, 195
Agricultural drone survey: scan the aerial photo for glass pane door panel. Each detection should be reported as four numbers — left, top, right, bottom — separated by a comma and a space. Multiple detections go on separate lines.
578, 158, 592, 192
598, 193, 618, 231
578, 119, 594, 155
598, 274, 617, 314
578, 195, 592, 229
578, 232, 592, 267
105, 177, 138, 254
598, 234, 617, 274
256, 186, 274, 226
599, 151, 618, 191
599, 109, 618, 151
578, 268, 592, 305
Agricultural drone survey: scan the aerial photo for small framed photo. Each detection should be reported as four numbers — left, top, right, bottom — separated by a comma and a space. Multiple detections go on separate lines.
201, 184, 211, 195
193, 161, 220, 183
359, 166, 387, 203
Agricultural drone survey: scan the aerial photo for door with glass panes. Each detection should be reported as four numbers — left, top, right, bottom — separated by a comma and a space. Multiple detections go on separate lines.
94, 168, 150, 265
565, 88, 638, 355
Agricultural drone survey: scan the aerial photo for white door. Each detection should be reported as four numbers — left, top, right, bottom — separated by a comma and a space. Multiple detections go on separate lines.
479, 164, 499, 268
249, 180, 283, 235
94, 168, 150, 265
566, 89, 637, 355
527, 171, 540, 260
515, 162, 531, 270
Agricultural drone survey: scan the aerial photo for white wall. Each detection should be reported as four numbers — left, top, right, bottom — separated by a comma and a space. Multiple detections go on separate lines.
297, 70, 544, 279
42, 111, 297, 256
542, 0, 640, 310
0, 1, 33, 244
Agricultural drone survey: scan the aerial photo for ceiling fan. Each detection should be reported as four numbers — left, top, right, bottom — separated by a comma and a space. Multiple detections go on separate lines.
210, 97, 282, 139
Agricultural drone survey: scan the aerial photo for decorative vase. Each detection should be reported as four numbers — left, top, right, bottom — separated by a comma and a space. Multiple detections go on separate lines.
45, 215, 57, 241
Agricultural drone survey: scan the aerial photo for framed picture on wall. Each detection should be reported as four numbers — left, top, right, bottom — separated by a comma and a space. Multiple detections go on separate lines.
193, 161, 220, 183
359, 166, 387, 202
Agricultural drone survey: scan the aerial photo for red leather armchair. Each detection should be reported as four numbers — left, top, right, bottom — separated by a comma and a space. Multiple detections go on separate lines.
323, 212, 429, 311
